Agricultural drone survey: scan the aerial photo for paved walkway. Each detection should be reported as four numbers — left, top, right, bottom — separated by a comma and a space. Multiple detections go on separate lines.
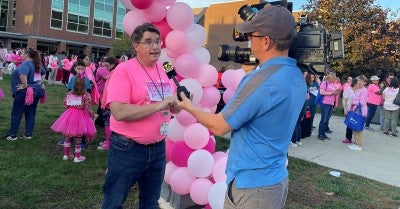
289, 114, 400, 187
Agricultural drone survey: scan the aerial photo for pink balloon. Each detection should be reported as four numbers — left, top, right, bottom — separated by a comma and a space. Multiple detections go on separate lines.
159, 0, 176, 6
152, 18, 172, 44
188, 149, 215, 177
164, 161, 178, 184
165, 30, 190, 55
192, 47, 211, 64
184, 123, 210, 149
199, 86, 221, 107
179, 78, 203, 104
144, 1, 167, 22
212, 157, 227, 183
223, 88, 236, 104
204, 204, 212, 209
195, 64, 218, 88
213, 151, 228, 162
169, 141, 194, 167
174, 54, 200, 78
175, 109, 197, 126
190, 178, 213, 205
202, 137, 216, 154
130, 0, 153, 9
221, 69, 245, 90
123, 10, 149, 36
185, 24, 207, 50
165, 138, 174, 161
158, 48, 173, 64
170, 167, 196, 195
120, 0, 135, 10
166, 2, 194, 31
167, 117, 186, 142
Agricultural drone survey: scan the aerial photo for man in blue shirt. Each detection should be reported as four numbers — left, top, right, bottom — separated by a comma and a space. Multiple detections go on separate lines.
177, 5, 306, 209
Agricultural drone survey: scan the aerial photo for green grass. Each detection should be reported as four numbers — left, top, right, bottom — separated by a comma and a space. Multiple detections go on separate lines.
0, 74, 399, 209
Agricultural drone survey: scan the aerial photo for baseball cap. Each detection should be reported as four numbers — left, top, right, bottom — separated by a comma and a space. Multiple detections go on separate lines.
370, 75, 379, 81
237, 5, 296, 39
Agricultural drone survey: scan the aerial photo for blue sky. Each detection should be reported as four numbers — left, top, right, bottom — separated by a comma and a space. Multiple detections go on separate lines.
177, 0, 400, 13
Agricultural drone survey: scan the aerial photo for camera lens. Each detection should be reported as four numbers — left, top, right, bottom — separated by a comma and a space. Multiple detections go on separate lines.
238, 5, 258, 21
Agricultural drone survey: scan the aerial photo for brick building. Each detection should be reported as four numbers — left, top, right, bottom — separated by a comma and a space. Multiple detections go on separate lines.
0, 0, 125, 57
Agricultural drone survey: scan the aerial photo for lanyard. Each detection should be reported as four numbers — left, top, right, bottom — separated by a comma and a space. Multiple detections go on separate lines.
137, 58, 164, 100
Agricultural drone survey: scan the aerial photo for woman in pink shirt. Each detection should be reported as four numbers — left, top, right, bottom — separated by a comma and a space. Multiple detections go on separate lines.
346, 75, 368, 151
364, 76, 382, 130
318, 72, 341, 140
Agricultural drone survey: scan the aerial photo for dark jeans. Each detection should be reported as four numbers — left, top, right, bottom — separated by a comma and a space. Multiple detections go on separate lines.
102, 133, 166, 209
318, 104, 334, 136
62, 69, 70, 85
7, 89, 40, 137
346, 126, 353, 140
309, 105, 317, 127
365, 103, 378, 127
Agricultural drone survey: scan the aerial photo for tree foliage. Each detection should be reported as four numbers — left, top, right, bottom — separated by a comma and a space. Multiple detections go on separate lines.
111, 35, 134, 57
301, 0, 400, 78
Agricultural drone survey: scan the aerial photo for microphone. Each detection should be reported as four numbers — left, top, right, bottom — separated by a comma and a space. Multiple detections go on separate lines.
163, 62, 190, 101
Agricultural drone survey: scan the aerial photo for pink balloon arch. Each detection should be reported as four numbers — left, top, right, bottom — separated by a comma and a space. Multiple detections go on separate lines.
119, 1, 240, 207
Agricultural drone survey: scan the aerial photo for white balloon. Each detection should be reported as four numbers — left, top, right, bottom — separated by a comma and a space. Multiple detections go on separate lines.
208, 182, 227, 209
167, 118, 186, 142
179, 78, 203, 104
188, 149, 214, 178
192, 47, 211, 65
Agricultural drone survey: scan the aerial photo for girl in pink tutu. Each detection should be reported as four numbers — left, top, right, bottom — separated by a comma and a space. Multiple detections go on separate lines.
51, 70, 97, 163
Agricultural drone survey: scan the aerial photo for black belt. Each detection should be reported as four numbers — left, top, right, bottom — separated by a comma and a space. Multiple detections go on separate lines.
112, 131, 163, 147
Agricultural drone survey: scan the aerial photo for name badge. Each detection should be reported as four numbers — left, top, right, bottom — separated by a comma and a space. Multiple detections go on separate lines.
160, 122, 169, 135
66, 94, 82, 106
146, 81, 173, 102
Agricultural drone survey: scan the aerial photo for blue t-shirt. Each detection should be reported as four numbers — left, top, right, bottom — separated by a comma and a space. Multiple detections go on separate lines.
221, 57, 307, 188
68, 76, 91, 91
11, 61, 36, 94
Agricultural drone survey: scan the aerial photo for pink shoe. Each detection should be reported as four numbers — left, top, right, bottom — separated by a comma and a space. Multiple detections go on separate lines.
342, 139, 352, 144
73, 156, 86, 163
97, 143, 109, 150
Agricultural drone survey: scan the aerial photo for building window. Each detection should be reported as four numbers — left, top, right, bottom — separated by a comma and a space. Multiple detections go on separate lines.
67, 0, 90, 33
0, 0, 9, 31
51, 0, 64, 29
115, 1, 125, 39
11, 0, 16, 27
93, 0, 113, 37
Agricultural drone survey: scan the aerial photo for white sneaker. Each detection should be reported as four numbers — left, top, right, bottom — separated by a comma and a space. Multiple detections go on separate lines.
291, 142, 297, 147
348, 144, 362, 151
73, 156, 86, 163
6, 136, 18, 141
296, 141, 303, 146
0, 77, 3, 81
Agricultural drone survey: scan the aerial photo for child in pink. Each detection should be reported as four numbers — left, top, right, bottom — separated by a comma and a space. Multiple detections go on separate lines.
51, 71, 97, 162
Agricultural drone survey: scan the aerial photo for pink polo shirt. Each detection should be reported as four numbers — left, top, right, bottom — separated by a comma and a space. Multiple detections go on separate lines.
351, 87, 368, 117
320, 81, 336, 105
366, 83, 382, 105
106, 59, 174, 144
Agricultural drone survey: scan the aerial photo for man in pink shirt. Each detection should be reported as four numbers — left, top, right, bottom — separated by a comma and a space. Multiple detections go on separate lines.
364, 76, 382, 130
102, 23, 180, 209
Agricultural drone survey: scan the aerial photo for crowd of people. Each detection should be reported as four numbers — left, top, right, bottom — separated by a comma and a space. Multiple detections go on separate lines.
292, 70, 399, 151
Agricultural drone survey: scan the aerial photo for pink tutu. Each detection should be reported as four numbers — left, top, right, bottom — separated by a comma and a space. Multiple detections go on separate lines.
51, 107, 96, 140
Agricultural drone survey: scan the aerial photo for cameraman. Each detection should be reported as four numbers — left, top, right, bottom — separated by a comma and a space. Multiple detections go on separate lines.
177, 5, 306, 209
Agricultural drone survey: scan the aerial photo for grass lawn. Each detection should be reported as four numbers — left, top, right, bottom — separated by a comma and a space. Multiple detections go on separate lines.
0, 74, 399, 209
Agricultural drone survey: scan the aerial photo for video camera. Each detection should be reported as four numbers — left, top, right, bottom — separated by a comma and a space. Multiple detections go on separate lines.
217, 0, 345, 73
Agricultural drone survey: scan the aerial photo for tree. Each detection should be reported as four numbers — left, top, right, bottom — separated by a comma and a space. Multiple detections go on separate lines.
111, 35, 134, 57
301, 0, 400, 78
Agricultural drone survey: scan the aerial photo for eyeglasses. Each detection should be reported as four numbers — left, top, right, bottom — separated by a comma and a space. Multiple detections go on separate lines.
136, 39, 162, 48
248, 33, 264, 39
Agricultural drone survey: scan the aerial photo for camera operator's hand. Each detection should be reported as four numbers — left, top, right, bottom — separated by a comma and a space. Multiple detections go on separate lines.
177, 92, 193, 111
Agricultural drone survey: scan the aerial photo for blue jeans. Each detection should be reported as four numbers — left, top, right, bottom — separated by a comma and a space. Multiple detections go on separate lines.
309, 105, 317, 127
102, 133, 166, 209
7, 90, 39, 137
318, 104, 334, 136
365, 103, 378, 127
